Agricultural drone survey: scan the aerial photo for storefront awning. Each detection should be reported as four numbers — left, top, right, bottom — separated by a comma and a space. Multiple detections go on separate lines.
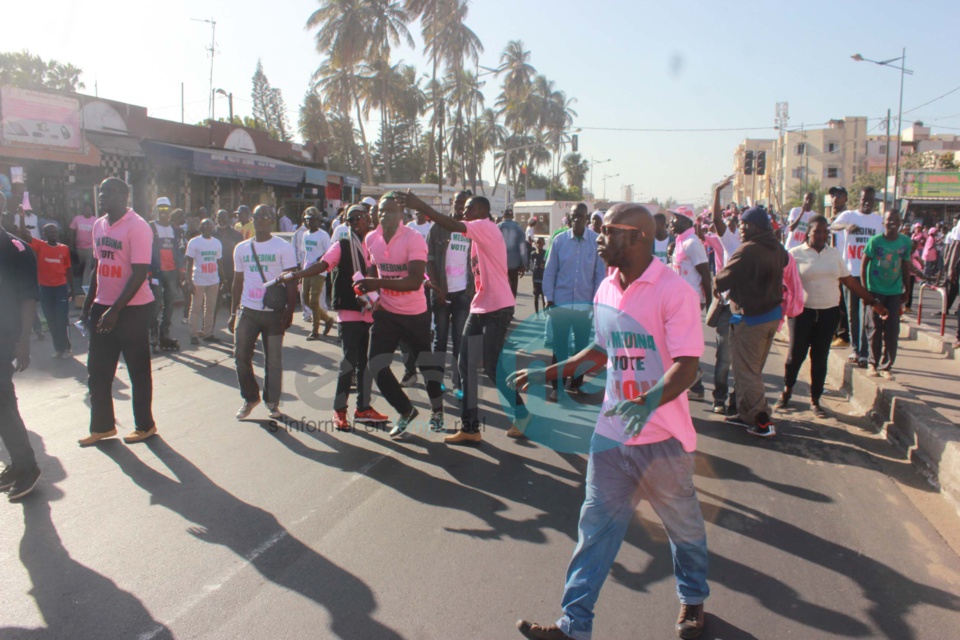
0, 137, 101, 166
141, 141, 306, 186
304, 167, 327, 185
87, 132, 144, 157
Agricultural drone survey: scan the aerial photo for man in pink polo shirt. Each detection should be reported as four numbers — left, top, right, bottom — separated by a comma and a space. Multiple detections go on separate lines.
69, 202, 97, 288
78, 178, 158, 446
404, 191, 524, 445
354, 193, 444, 438
509, 203, 710, 640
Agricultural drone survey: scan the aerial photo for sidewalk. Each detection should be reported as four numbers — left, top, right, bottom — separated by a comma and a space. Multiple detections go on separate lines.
825, 303, 960, 517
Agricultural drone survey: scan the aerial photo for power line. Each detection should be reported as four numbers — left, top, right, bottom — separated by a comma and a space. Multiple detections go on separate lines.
902, 83, 960, 116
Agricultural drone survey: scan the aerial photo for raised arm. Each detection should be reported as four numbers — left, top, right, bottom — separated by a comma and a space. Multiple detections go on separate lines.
712, 176, 734, 236
404, 191, 467, 234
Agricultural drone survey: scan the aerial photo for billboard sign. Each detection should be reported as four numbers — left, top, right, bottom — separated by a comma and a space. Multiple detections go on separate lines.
901, 170, 960, 200
0, 87, 82, 150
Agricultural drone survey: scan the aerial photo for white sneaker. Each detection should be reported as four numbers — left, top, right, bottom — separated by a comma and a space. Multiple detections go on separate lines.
266, 403, 283, 419
236, 399, 261, 420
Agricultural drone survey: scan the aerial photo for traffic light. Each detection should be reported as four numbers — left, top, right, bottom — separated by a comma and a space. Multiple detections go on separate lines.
756, 151, 766, 175
744, 150, 755, 175
572, 134, 579, 152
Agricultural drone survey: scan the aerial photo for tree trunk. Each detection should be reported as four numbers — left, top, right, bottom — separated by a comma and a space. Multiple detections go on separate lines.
382, 71, 392, 183
354, 94, 374, 187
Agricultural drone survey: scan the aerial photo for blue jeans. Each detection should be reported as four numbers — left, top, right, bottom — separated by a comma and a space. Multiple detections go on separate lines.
432, 289, 470, 389
843, 281, 868, 360
712, 304, 732, 403
558, 438, 709, 640
39, 284, 71, 354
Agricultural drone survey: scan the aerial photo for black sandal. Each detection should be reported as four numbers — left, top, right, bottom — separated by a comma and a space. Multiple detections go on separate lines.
811, 403, 827, 419
776, 389, 792, 410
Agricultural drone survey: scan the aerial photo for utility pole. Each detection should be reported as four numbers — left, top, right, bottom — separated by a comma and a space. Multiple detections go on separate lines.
775, 102, 789, 212
181, 83, 185, 124
883, 108, 891, 207
192, 18, 217, 122
590, 157, 610, 197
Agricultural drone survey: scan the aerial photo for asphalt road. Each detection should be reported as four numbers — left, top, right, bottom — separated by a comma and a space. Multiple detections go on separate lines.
2, 278, 960, 640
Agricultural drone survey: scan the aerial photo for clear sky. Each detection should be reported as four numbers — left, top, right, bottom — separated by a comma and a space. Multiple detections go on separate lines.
6, 0, 960, 202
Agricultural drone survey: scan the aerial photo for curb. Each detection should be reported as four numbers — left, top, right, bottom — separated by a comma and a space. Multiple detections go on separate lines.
826, 345, 960, 517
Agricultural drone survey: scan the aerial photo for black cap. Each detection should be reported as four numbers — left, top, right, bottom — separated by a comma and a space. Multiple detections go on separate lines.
828, 186, 848, 197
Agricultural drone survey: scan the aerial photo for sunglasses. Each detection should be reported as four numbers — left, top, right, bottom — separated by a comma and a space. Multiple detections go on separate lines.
347, 216, 366, 223
600, 223, 640, 236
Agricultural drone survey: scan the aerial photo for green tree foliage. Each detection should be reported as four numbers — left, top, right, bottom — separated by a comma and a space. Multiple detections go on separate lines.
251, 60, 292, 141
0, 50, 84, 92
785, 177, 827, 214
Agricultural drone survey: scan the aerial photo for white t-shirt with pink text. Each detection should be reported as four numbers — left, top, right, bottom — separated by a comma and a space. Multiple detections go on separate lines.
233, 236, 297, 311
784, 207, 815, 251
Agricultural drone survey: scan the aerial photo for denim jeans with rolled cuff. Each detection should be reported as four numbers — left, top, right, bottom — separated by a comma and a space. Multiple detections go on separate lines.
557, 437, 709, 640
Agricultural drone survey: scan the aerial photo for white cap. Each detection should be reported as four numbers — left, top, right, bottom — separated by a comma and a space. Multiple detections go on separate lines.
156, 197, 172, 207
361, 196, 377, 207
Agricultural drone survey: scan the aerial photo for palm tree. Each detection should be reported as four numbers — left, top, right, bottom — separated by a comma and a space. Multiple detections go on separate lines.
306, 0, 376, 184
562, 153, 589, 195
366, 0, 413, 182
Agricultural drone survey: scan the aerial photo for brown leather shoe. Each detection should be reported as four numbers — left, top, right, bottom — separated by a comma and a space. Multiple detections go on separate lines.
123, 426, 157, 444
444, 430, 481, 445
676, 603, 705, 638
516, 620, 572, 640
78, 430, 117, 447
505, 425, 526, 439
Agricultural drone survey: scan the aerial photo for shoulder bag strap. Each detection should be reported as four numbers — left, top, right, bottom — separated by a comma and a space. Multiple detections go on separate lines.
249, 242, 268, 284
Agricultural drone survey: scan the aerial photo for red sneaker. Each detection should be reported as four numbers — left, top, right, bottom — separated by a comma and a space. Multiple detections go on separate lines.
333, 409, 352, 432
354, 407, 389, 423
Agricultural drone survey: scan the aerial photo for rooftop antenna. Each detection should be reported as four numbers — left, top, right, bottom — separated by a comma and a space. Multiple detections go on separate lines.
191, 17, 217, 122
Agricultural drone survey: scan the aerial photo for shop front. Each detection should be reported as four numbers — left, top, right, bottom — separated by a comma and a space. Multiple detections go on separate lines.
901, 170, 960, 226
141, 141, 307, 216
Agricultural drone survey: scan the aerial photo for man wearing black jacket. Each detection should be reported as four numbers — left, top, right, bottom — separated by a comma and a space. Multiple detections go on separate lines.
426, 190, 475, 396
0, 191, 42, 500
149, 197, 186, 349
714, 207, 789, 438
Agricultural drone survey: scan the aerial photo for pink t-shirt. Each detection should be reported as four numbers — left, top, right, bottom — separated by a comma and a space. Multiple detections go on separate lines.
69, 214, 96, 249
92, 210, 155, 306
321, 240, 373, 324
462, 218, 514, 314
365, 224, 428, 315
592, 259, 704, 452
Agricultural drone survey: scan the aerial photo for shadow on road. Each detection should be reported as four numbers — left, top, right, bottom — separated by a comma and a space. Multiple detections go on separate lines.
0, 437, 172, 640
98, 437, 403, 640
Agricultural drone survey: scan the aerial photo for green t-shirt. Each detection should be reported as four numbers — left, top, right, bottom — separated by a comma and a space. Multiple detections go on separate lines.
864, 233, 912, 295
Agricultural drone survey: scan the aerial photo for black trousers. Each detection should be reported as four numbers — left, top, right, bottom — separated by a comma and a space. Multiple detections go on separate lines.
368, 309, 443, 416
783, 306, 840, 402
88, 303, 155, 433
507, 268, 520, 298
0, 340, 37, 470
335, 321, 373, 412
867, 293, 902, 370
458, 307, 524, 430
835, 284, 850, 341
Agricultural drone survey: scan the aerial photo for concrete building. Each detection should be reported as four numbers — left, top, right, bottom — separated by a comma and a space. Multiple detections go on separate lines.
728, 117, 870, 211
770, 117, 868, 209
731, 138, 774, 207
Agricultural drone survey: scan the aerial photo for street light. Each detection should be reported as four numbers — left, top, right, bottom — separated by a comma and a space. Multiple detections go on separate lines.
215, 88, 233, 123
852, 49, 913, 207
602, 173, 619, 200
590, 157, 610, 197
